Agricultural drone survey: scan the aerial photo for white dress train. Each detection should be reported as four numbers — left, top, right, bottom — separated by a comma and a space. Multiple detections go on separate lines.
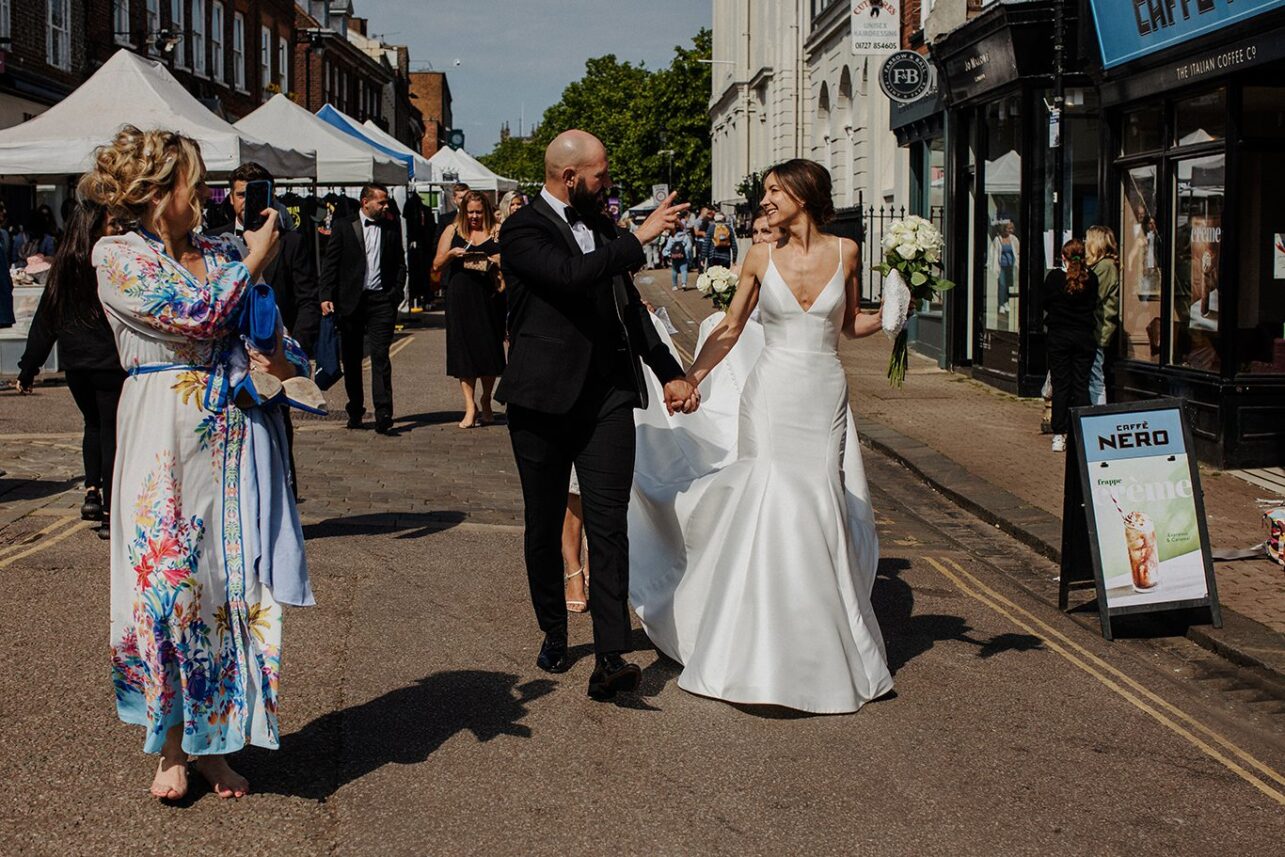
630, 243, 893, 713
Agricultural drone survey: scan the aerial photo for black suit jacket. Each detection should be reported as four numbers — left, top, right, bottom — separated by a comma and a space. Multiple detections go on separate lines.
496, 194, 683, 414
318, 213, 408, 318
208, 222, 321, 354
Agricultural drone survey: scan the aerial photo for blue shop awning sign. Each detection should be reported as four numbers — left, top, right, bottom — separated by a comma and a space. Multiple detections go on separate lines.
1091, 0, 1285, 68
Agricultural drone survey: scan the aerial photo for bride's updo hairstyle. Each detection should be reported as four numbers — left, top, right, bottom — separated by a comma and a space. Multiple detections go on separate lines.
77, 125, 205, 232
764, 159, 835, 226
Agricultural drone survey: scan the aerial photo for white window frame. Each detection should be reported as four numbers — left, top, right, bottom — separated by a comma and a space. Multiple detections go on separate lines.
210, 2, 223, 83
191, 0, 205, 76
113, 0, 131, 46
260, 25, 271, 96
232, 11, 245, 91
170, 0, 186, 69
277, 33, 288, 94
47, 0, 72, 71
146, 0, 160, 55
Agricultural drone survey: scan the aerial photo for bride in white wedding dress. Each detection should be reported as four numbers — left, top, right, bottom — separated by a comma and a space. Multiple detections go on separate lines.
629, 160, 894, 713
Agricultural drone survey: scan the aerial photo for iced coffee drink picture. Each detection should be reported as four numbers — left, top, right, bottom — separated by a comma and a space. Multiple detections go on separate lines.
1122, 511, 1160, 592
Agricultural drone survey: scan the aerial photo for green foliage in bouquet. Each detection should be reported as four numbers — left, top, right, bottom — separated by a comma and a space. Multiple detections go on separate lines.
875, 216, 955, 386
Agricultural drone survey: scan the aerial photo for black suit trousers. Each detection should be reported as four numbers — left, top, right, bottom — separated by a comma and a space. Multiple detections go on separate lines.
507, 380, 637, 655
339, 289, 397, 421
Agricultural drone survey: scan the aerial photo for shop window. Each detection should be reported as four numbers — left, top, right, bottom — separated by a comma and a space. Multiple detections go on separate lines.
1120, 165, 1161, 364
1243, 87, 1285, 140
1171, 154, 1224, 372
983, 94, 1022, 336
1174, 89, 1225, 148
1235, 151, 1285, 374
1122, 104, 1163, 155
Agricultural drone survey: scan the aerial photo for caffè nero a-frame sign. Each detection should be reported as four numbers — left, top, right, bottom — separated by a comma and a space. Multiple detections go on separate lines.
1060, 399, 1222, 640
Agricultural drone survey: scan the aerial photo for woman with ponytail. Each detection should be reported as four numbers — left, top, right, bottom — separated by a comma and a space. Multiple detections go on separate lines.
15, 202, 123, 537
1042, 238, 1100, 452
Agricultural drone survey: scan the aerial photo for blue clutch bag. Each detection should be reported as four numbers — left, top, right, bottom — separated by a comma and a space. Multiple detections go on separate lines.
240, 283, 279, 353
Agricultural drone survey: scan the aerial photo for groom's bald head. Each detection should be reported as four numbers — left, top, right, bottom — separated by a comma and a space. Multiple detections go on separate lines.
544, 130, 611, 210
545, 130, 607, 181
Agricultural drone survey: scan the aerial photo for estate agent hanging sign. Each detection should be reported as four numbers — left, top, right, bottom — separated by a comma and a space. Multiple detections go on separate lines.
851, 0, 900, 56
1090, 0, 1285, 68
879, 52, 932, 103
1060, 399, 1221, 640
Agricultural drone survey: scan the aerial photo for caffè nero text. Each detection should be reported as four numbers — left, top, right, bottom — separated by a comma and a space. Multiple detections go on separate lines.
1098, 422, 1170, 451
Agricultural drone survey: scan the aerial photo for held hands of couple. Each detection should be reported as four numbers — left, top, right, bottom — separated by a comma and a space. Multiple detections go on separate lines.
663, 377, 701, 416
635, 192, 691, 246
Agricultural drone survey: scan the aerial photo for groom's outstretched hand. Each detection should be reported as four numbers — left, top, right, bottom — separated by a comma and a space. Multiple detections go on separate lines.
636, 192, 691, 246
663, 378, 700, 415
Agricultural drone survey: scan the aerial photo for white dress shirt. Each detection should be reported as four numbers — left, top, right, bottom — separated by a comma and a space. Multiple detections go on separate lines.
362, 216, 383, 290
541, 187, 595, 255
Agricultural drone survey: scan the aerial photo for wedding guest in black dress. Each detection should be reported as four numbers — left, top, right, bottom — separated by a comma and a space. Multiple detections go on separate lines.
434, 190, 506, 428
16, 201, 124, 538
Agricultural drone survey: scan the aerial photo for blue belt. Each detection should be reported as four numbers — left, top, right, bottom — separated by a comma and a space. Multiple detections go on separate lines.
128, 362, 231, 412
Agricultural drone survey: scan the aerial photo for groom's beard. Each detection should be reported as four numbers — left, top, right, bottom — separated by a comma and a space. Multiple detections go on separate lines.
570, 177, 606, 217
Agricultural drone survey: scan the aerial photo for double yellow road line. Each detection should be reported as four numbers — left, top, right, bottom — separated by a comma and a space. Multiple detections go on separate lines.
0, 513, 95, 569
924, 554, 1285, 807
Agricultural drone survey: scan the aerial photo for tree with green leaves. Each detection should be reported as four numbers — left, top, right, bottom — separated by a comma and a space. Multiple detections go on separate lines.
480, 29, 712, 207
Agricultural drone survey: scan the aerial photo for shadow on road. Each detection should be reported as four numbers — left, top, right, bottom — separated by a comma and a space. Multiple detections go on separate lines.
0, 476, 77, 503
387, 411, 509, 435
875, 557, 1044, 674
302, 511, 468, 540
245, 670, 556, 801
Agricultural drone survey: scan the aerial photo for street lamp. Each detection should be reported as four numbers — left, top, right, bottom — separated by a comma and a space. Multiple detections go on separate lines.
294, 30, 326, 110
658, 149, 675, 188
150, 28, 182, 56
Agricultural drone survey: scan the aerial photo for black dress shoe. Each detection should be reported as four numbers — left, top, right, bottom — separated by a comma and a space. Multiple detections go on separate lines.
80, 488, 103, 522
536, 636, 571, 674
345, 415, 364, 430
587, 654, 641, 700
374, 419, 395, 435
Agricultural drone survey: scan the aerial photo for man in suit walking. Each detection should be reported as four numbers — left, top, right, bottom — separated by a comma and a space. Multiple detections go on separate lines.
319, 183, 407, 435
498, 130, 697, 700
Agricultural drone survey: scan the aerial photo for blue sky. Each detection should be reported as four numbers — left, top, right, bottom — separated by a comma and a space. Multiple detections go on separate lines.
370, 1, 711, 154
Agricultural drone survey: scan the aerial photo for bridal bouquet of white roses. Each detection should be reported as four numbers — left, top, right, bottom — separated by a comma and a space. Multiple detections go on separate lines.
877, 216, 954, 386
696, 265, 738, 311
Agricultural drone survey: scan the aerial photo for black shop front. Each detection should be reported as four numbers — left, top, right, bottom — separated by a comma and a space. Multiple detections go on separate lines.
1088, 0, 1285, 467
933, 0, 1101, 397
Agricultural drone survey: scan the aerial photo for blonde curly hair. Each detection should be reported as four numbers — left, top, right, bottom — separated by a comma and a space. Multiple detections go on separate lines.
77, 125, 206, 232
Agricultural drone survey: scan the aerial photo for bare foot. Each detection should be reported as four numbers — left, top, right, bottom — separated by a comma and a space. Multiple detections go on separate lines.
458, 413, 478, 429
192, 755, 250, 799
150, 754, 188, 801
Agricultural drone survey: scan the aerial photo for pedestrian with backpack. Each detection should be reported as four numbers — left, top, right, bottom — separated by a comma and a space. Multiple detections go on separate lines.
665, 229, 693, 290
703, 212, 738, 269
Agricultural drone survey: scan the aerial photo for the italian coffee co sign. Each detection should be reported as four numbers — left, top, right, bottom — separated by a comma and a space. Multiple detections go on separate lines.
879, 51, 932, 103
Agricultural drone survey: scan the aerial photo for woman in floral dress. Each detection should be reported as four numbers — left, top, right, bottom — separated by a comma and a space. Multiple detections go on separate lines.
82, 127, 309, 801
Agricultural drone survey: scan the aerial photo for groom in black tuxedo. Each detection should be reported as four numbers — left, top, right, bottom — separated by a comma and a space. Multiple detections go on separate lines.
498, 129, 697, 700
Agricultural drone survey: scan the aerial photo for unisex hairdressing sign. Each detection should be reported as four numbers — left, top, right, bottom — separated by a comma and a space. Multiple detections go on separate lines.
1061, 399, 1221, 639
851, 0, 900, 56
1090, 0, 1285, 68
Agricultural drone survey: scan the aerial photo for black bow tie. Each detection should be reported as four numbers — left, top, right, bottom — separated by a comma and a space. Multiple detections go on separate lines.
364, 218, 380, 228
564, 206, 585, 226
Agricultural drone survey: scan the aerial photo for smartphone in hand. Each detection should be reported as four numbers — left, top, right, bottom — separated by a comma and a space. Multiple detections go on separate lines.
243, 179, 273, 232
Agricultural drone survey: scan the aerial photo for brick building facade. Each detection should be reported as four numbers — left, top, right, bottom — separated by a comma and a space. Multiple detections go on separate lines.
408, 70, 451, 159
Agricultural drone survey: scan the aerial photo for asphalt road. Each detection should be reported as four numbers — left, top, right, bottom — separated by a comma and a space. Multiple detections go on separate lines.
1, 302, 1282, 856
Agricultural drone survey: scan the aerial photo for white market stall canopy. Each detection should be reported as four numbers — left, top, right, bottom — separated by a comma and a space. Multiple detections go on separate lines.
236, 95, 407, 186
427, 145, 518, 193
315, 105, 431, 182
0, 49, 314, 181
